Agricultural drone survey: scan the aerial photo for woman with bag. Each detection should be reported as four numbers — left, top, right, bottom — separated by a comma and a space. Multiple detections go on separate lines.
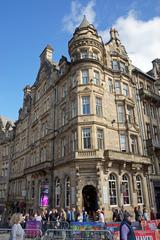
9, 213, 25, 240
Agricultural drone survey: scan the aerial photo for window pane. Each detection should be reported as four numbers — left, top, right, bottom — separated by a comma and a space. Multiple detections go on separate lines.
81, 50, 88, 59
115, 80, 121, 94
112, 60, 119, 70
97, 129, 104, 149
120, 134, 126, 151
109, 174, 117, 205
136, 176, 143, 204
82, 96, 90, 114
122, 175, 130, 205
82, 70, 89, 84
96, 97, 102, 116
123, 83, 129, 96
83, 128, 91, 149
93, 71, 100, 85
108, 79, 113, 93
130, 135, 138, 154
118, 105, 125, 123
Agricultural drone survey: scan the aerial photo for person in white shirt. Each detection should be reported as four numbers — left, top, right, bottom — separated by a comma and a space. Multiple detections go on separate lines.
9, 213, 25, 240
97, 209, 105, 223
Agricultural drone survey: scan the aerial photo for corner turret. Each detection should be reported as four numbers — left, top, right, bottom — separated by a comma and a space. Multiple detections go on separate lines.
68, 15, 104, 63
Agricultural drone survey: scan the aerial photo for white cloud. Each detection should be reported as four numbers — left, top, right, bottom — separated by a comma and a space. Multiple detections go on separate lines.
62, 0, 96, 33
63, 3, 160, 72
100, 11, 160, 72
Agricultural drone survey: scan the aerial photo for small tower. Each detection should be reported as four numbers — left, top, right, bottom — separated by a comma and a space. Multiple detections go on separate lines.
68, 15, 103, 62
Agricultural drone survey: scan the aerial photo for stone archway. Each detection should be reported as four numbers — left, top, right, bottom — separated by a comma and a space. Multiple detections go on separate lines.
82, 185, 99, 217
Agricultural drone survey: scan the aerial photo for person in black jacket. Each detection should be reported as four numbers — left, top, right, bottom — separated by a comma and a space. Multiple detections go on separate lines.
120, 212, 136, 240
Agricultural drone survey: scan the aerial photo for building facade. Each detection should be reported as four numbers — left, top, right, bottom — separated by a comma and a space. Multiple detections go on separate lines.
0, 16, 160, 217
0, 116, 14, 213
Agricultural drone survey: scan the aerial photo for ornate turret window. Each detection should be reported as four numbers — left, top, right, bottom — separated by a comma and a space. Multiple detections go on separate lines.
82, 69, 89, 84
81, 49, 88, 59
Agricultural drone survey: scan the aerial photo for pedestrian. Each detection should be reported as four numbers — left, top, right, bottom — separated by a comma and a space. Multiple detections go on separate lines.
118, 206, 125, 221
137, 206, 143, 222
134, 207, 139, 221
150, 208, 156, 220
143, 207, 149, 221
70, 208, 76, 222
120, 212, 136, 240
82, 207, 88, 222
9, 213, 25, 240
97, 209, 105, 223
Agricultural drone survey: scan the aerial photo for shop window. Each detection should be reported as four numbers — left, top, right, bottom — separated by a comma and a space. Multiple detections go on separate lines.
122, 175, 130, 205
136, 176, 143, 204
109, 174, 118, 206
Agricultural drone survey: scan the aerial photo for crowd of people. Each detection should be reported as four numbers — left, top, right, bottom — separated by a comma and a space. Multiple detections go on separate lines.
112, 205, 159, 223
19, 206, 106, 229
1, 205, 160, 240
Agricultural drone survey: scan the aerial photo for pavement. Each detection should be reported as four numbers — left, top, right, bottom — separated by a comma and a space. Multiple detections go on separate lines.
0, 233, 10, 240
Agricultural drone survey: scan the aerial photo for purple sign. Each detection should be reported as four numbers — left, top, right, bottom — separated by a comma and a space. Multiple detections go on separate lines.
25, 220, 41, 237
40, 183, 49, 207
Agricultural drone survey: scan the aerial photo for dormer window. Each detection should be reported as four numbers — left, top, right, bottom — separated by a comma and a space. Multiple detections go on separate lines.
112, 60, 119, 71
81, 49, 88, 59
120, 62, 126, 73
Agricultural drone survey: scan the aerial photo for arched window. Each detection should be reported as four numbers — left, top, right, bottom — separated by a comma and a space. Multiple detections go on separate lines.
136, 175, 143, 204
55, 178, 60, 207
65, 177, 70, 208
122, 175, 130, 205
109, 174, 118, 206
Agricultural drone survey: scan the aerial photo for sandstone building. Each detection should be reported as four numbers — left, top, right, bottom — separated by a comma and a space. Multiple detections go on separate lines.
0, 16, 160, 217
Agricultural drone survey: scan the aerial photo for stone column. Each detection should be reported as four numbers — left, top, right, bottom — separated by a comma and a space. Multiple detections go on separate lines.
131, 174, 138, 207
35, 179, 39, 210
96, 163, 103, 208
75, 166, 82, 209
142, 175, 150, 208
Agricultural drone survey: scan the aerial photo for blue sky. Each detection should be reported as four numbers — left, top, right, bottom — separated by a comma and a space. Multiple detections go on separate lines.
0, 0, 160, 120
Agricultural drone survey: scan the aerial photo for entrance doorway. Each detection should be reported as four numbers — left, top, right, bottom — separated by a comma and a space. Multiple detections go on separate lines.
155, 187, 160, 212
82, 185, 99, 215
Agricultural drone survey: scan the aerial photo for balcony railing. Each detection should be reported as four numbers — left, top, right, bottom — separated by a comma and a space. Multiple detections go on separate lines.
104, 149, 151, 165
73, 149, 104, 159
139, 88, 160, 106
